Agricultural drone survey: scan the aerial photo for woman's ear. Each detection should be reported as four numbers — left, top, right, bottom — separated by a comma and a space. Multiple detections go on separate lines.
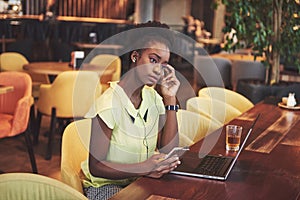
131, 51, 139, 63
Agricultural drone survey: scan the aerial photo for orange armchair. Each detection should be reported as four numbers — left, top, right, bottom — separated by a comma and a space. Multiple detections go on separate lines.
0, 52, 50, 98
0, 71, 37, 173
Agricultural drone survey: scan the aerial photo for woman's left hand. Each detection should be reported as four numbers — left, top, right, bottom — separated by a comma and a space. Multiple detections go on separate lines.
160, 64, 180, 97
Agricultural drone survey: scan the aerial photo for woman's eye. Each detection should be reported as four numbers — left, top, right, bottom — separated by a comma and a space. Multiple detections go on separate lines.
150, 57, 158, 63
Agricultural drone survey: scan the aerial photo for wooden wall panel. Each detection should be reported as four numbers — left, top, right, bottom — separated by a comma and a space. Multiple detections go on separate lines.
24, 0, 133, 19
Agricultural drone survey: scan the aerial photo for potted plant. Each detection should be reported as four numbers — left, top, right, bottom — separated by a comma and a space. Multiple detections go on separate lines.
213, 0, 300, 103
215, 0, 300, 84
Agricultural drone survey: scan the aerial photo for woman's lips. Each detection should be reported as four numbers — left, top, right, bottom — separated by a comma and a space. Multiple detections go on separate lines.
148, 75, 159, 84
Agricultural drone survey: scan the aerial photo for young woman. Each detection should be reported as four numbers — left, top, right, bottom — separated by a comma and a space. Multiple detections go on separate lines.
81, 21, 181, 200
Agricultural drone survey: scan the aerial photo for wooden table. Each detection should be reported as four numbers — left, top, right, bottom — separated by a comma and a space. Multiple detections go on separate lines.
212, 53, 265, 62
23, 62, 115, 85
195, 38, 221, 54
0, 85, 13, 94
280, 70, 300, 83
198, 38, 221, 45
72, 42, 123, 55
23, 62, 72, 76
0, 37, 16, 52
111, 99, 300, 200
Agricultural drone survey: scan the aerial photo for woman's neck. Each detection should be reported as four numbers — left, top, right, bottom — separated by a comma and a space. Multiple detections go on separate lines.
118, 72, 143, 109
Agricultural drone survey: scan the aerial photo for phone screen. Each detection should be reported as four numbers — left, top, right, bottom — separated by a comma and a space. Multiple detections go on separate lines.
165, 146, 189, 159
162, 65, 171, 78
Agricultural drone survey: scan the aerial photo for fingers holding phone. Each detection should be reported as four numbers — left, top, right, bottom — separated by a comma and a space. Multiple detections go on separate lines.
160, 64, 180, 96
145, 153, 181, 178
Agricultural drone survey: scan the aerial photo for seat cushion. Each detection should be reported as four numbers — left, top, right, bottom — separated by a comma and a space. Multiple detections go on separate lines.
0, 113, 13, 138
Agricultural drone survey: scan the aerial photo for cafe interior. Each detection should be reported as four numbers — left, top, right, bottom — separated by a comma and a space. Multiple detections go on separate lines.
0, 0, 300, 199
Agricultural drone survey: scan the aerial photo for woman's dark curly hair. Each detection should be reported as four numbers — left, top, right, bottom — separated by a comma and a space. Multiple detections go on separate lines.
128, 21, 174, 56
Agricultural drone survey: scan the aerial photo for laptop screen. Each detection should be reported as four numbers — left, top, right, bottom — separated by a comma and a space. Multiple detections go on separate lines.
171, 114, 260, 180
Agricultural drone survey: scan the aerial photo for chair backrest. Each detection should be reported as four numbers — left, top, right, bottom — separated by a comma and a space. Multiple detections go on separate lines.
0, 72, 33, 137
198, 87, 254, 113
177, 109, 222, 147
193, 55, 232, 91
6, 39, 34, 61
89, 54, 121, 82
231, 59, 266, 90
0, 173, 87, 200
0, 52, 29, 71
186, 97, 242, 125
0, 71, 31, 114
61, 119, 91, 194
0, 52, 49, 86
37, 71, 102, 117
212, 57, 232, 89
50, 41, 74, 62
172, 34, 197, 62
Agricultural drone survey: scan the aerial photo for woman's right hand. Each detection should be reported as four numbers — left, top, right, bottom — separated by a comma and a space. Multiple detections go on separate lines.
143, 153, 181, 178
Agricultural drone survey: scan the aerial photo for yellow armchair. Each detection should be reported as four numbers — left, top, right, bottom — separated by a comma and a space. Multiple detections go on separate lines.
61, 119, 91, 194
186, 97, 242, 125
36, 71, 101, 160
198, 87, 254, 113
89, 54, 121, 91
0, 52, 50, 98
0, 52, 29, 71
177, 109, 222, 147
0, 173, 87, 200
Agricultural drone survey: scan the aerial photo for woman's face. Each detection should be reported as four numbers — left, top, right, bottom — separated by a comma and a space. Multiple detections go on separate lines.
133, 41, 170, 87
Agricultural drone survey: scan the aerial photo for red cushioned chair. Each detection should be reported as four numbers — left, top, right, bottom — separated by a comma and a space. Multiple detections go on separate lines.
0, 71, 38, 173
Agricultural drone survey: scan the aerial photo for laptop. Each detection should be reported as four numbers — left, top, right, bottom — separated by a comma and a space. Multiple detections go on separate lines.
171, 114, 260, 181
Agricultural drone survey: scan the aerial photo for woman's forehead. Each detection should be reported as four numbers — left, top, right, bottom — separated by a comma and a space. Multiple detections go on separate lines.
143, 40, 169, 50
143, 43, 170, 60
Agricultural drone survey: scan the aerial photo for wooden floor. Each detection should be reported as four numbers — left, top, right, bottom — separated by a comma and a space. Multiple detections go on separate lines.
0, 114, 62, 180
0, 64, 195, 181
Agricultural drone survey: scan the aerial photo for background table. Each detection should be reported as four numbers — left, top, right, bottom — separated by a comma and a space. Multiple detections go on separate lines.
212, 53, 265, 62
111, 99, 300, 200
23, 62, 72, 76
72, 42, 123, 57
23, 62, 115, 85
0, 37, 16, 52
0, 85, 13, 94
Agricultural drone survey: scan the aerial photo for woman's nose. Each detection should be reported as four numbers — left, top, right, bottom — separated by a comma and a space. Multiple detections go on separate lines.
153, 64, 162, 75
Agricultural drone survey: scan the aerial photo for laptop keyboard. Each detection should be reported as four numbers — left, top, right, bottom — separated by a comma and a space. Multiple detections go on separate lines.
196, 155, 233, 176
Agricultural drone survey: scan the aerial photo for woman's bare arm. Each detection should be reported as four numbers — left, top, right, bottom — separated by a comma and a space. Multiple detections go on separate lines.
88, 115, 179, 180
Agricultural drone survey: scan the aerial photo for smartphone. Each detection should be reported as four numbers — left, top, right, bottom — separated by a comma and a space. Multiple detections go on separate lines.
162, 64, 171, 78
165, 146, 189, 159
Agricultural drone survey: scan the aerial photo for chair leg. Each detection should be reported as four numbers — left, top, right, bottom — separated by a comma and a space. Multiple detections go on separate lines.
34, 110, 42, 145
45, 107, 56, 160
29, 105, 36, 142
24, 130, 38, 174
